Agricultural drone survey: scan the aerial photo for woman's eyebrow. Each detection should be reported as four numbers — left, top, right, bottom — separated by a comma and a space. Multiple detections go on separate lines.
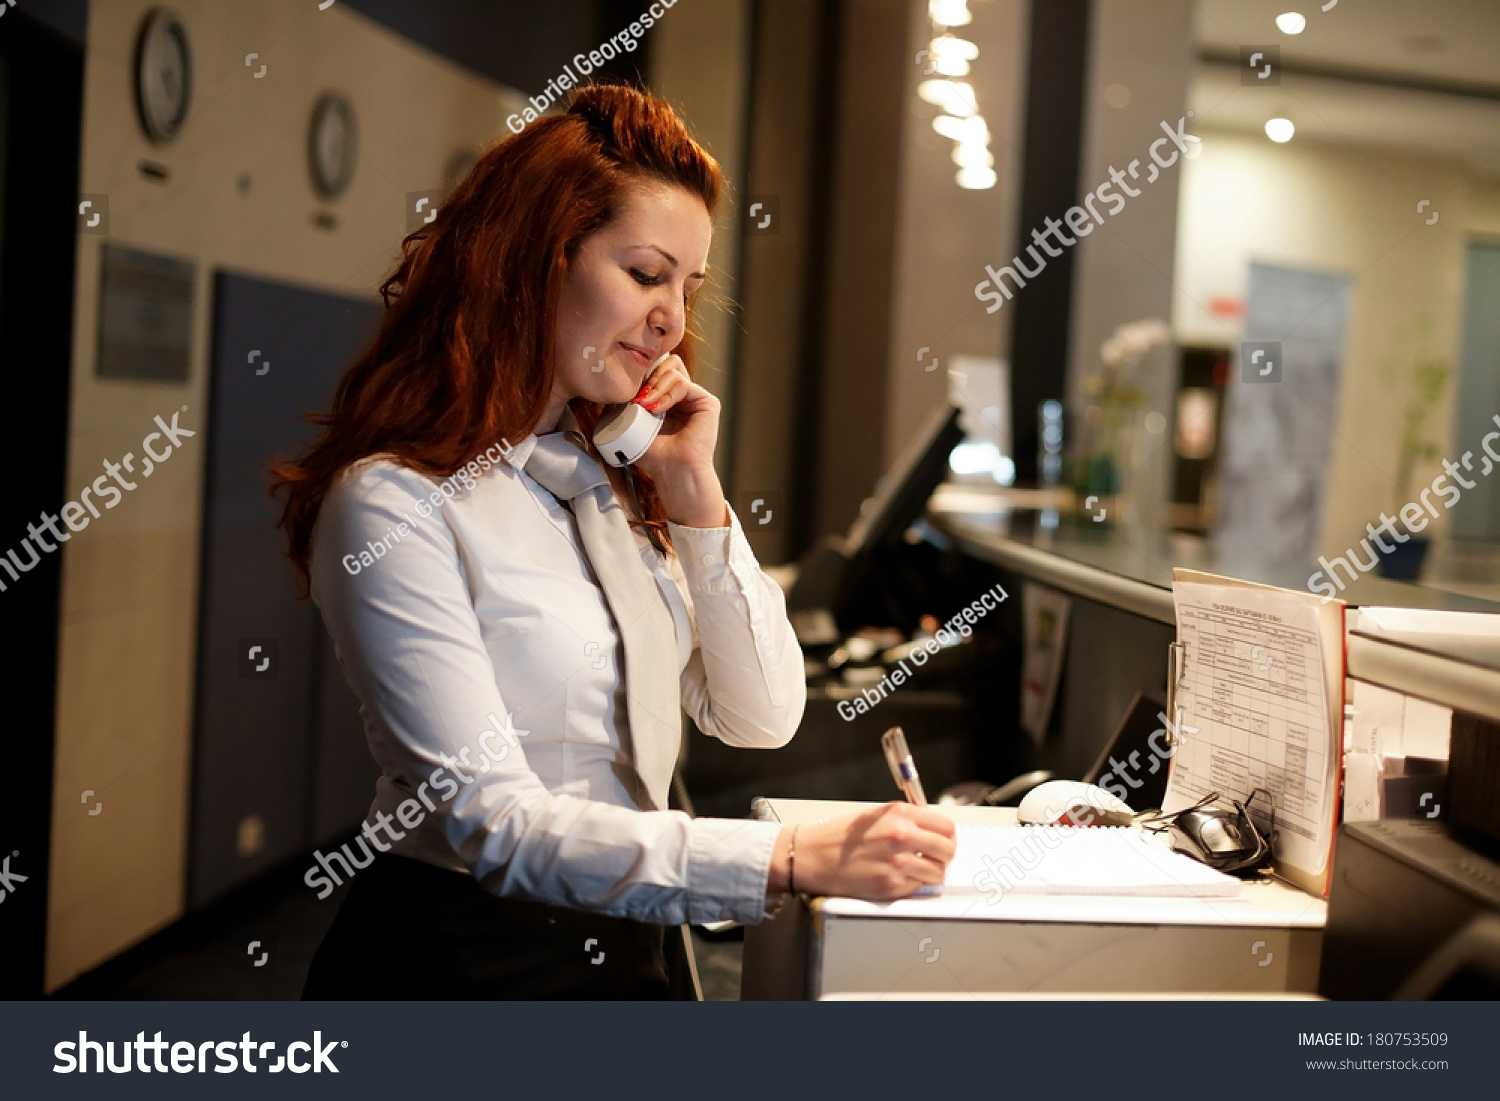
635, 244, 706, 281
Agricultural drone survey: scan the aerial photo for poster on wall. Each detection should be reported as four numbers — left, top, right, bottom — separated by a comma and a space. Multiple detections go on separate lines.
1214, 261, 1351, 578
1020, 582, 1072, 744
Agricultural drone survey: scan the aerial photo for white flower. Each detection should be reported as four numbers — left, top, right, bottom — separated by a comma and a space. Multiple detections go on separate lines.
1101, 318, 1171, 370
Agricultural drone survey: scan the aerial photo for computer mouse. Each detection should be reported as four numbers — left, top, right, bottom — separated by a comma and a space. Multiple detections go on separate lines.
1017, 780, 1134, 827
1168, 806, 1268, 873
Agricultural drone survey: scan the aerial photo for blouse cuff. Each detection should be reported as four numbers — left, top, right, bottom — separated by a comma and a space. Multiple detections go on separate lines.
686, 816, 783, 925
669, 507, 758, 596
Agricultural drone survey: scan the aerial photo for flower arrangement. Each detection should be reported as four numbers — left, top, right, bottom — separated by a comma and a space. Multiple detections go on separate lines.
1381, 313, 1451, 514
1072, 319, 1171, 516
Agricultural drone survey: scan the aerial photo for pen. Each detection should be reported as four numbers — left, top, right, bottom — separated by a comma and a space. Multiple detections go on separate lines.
880, 726, 928, 806
1166, 640, 1185, 747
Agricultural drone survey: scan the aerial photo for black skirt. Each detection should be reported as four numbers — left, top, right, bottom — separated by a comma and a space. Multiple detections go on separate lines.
302, 852, 677, 1000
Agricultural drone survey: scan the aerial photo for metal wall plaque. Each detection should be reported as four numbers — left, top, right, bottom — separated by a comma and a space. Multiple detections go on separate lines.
97, 243, 195, 382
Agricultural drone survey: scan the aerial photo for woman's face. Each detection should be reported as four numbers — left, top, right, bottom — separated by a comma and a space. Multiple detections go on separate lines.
552, 181, 712, 410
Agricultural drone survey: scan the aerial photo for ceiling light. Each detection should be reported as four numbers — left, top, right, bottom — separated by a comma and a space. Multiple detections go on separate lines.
929, 35, 979, 77
930, 35, 979, 61
956, 165, 997, 190
932, 114, 988, 142
929, 0, 972, 28
1265, 117, 1295, 142
917, 79, 978, 117
932, 114, 967, 140
1275, 12, 1306, 34
952, 142, 994, 169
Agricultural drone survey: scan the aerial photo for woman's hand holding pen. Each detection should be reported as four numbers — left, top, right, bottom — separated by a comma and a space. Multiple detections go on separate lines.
765, 803, 957, 899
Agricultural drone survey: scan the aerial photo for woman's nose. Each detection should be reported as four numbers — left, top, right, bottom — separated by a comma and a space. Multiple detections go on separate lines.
651, 290, 685, 338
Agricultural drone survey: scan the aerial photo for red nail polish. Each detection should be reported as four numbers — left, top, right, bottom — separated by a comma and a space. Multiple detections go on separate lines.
645, 401, 659, 412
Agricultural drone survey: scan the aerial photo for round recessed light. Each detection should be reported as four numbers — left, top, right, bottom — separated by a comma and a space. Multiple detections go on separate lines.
956, 165, 997, 190
1276, 12, 1306, 34
933, 113, 987, 142
928, 35, 978, 77
951, 142, 994, 169
1265, 117, 1295, 142
929, 0, 972, 28
918, 78, 977, 117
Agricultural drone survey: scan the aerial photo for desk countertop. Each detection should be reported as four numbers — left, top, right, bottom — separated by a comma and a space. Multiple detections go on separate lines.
927, 487, 1500, 721
752, 798, 1328, 928
928, 485, 1500, 622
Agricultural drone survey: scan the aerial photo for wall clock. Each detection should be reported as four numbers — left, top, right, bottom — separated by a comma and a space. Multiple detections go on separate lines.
308, 92, 358, 200
134, 8, 192, 144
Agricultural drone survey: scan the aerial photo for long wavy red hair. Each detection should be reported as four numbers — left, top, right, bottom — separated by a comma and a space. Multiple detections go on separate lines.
272, 84, 722, 593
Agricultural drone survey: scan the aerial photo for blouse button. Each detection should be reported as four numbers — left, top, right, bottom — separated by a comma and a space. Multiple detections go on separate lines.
700, 554, 717, 566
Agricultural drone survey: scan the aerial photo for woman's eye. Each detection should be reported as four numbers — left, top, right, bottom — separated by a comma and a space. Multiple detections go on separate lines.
630, 268, 664, 286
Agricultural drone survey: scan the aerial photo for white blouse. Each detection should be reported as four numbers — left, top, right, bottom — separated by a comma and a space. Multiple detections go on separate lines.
309, 434, 805, 926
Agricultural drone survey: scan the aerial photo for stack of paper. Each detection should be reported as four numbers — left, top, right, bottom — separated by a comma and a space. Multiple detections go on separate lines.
940, 824, 1241, 899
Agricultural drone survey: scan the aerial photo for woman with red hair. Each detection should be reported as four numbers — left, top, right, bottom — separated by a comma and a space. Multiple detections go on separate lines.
278, 84, 955, 999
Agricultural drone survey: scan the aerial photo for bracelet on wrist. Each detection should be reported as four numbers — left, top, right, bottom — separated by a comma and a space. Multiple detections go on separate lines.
788, 825, 798, 894
765, 825, 798, 918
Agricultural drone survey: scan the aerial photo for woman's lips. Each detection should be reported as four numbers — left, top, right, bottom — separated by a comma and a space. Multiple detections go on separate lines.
620, 343, 652, 369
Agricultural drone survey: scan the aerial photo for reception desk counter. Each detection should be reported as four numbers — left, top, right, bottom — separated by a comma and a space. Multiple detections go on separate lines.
926, 485, 1500, 724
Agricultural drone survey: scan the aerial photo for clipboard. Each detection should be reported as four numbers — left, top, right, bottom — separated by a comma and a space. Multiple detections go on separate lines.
1163, 569, 1346, 896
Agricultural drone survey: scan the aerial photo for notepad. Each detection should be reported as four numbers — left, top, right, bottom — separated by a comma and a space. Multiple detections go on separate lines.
937, 824, 1242, 898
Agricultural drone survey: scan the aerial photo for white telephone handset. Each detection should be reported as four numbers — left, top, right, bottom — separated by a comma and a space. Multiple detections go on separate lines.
592, 352, 671, 467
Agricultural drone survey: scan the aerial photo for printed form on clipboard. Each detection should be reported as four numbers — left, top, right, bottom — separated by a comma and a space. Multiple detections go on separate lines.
1164, 569, 1346, 896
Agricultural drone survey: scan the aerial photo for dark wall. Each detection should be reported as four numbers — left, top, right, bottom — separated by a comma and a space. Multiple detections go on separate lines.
733, 0, 911, 561
189, 272, 382, 910
345, 0, 652, 92
1009, 0, 1093, 484
14, 0, 86, 48
805, 0, 911, 547
0, 8, 85, 997
729, 0, 839, 565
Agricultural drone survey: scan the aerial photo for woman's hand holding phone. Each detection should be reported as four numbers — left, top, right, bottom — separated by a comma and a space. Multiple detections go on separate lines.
629, 353, 729, 528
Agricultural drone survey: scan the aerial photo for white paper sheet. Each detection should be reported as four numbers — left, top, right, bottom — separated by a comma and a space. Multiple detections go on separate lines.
1402, 697, 1453, 760
939, 824, 1241, 899
1350, 681, 1405, 757
1166, 578, 1340, 881
1355, 607, 1500, 637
